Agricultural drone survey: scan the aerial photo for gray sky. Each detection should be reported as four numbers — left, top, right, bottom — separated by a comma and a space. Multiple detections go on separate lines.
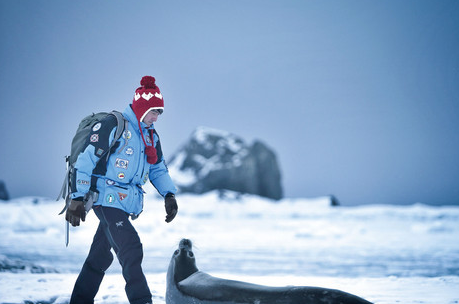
1, 0, 458, 205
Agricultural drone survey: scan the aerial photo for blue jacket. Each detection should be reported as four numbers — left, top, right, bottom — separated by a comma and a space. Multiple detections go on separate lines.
71, 105, 177, 216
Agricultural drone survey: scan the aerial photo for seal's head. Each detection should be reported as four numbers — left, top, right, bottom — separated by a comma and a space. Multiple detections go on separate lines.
172, 239, 199, 283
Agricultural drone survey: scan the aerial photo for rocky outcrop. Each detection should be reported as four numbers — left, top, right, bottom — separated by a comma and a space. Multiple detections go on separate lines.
168, 127, 283, 200
0, 255, 58, 273
0, 180, 9, 201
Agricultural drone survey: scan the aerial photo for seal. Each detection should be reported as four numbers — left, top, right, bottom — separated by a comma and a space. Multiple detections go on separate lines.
166, 239, 373, 304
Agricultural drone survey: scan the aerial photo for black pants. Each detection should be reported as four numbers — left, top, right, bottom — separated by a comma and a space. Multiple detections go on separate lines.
70, 206, 152, 304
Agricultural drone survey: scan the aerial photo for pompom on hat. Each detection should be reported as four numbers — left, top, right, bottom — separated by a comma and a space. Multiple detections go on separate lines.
132, 76, 164, 123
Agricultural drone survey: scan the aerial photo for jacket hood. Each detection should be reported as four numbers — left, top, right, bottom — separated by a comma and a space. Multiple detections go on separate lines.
123, 105, 154, 132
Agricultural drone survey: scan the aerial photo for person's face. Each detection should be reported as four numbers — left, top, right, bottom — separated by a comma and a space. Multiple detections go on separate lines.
142, 109, 161, 127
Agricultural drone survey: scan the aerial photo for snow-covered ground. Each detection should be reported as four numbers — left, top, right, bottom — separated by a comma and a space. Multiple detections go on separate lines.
1, 189, 458, 303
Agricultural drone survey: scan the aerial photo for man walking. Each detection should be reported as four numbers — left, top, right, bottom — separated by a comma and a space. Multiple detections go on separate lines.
66, 76, 178, 304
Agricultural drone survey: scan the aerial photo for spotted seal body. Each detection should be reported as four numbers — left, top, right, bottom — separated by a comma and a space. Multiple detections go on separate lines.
166, 239, 372, 304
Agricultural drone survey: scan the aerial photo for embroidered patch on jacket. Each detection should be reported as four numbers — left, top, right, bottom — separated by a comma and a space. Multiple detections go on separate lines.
92, 123, 102, 132
123, 130, 131, 140
96, 148, 104, 156
117, 172, 125, 180
125, 147, 134, 156
118, 192, 127, 201
115, 158, 129, 169
77, 179, 90, 185
90, 134, 99, 143
106, 179, 115, 186
106, 194, 115, 204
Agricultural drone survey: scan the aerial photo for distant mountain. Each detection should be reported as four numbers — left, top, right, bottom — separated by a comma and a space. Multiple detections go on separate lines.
168, 127, 283, 200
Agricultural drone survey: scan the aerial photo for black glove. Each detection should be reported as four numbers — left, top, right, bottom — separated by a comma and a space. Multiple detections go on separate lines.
165, 193, 178, 223
65, 199, 86, 227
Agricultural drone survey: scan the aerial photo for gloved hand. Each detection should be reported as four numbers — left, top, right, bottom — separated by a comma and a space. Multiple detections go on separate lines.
165, 193, 178, 223
65, 199, 86, 227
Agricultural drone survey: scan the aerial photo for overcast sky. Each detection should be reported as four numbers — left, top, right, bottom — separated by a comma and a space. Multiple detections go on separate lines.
1, 0, 458, 205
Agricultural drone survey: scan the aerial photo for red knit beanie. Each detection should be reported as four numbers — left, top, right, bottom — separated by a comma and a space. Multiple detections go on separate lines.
132, 76, 163, 164
132, 76, 164, 122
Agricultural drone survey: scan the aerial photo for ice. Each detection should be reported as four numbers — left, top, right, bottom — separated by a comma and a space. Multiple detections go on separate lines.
1, 191, 458, 303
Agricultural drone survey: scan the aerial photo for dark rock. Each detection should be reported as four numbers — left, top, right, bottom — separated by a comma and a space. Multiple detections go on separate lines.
0, 255, 58, 273
0, 180, 9, 201
330, 195, 341, 206
168, 127, 283, 200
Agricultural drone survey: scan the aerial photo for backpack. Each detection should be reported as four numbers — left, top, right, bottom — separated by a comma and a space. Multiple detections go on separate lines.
57, 111, 127, 215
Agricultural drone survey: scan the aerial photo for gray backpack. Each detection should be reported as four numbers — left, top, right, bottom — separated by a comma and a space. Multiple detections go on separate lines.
57, 111, 127, 214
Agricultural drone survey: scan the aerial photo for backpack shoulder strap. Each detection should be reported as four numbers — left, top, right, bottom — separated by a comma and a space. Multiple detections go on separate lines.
110, 110, 129, 155
110, 110, 127, 145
